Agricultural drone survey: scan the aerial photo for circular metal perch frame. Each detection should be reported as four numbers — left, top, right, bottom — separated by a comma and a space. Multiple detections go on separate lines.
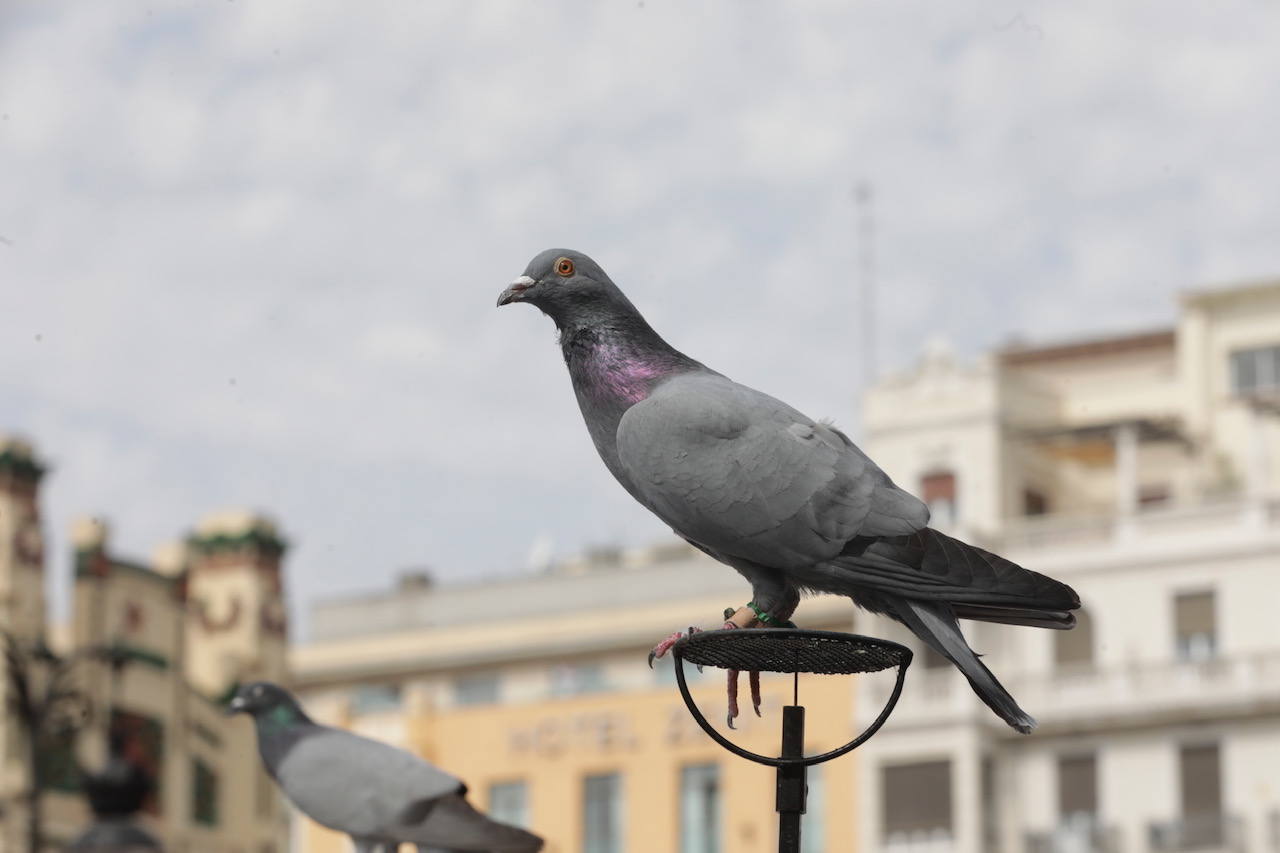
671, 628, 913, 852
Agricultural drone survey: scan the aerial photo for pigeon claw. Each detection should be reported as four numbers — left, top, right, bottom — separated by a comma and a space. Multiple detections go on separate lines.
648, 627, 702, 668
726, 669, 740, 729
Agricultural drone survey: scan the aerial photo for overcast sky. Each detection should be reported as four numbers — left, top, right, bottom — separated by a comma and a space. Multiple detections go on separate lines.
3, 1, 1278, 636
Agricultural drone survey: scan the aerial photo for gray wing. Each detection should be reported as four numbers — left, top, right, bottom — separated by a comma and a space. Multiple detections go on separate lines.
274, 727, 463, 838
401, 793, 543, 851
615, 372, 928, 568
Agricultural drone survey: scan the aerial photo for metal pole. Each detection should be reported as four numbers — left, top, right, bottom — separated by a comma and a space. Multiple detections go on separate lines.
776, 705, 807, 853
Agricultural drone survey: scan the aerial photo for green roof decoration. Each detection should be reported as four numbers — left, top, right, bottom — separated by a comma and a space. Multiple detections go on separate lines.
188, 525, 287, 558
0, 446, 46, 482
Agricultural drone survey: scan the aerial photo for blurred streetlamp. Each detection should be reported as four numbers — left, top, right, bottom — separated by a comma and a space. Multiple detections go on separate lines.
65, 732, 162, 852
2, 632, 144, 852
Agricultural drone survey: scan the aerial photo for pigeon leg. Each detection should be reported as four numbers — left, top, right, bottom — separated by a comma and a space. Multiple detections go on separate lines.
647, 605, 773, 728
725, 598, 802, 726
719, 614, 763, 729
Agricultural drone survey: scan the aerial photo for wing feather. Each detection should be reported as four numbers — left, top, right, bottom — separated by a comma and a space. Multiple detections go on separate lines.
275, 728, 463, 837
616, 373, 928, 569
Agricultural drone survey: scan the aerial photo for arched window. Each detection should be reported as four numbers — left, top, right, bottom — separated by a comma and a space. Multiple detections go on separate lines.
1054, 607, 1094, 669
920, 470, 958, 528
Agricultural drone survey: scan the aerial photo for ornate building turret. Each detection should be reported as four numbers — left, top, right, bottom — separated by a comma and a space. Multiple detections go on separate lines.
183, 510, 289, 698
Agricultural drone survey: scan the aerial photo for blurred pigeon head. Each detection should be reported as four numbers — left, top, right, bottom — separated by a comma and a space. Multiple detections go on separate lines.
226, 681, 301, 718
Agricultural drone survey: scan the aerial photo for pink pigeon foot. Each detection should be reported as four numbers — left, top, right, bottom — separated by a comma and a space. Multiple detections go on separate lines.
648, 627, 704, 668
717, 613, 767, 729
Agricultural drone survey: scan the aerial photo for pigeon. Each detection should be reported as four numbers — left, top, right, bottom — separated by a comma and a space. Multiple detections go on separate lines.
228, 682, 543, 853
497, 248, 1080, 733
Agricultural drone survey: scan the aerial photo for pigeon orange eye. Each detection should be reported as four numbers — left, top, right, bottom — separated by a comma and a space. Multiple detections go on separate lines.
556, 258, 575, 277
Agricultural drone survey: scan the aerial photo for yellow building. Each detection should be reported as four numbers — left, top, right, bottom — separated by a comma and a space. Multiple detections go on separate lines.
293, 548, 875, 853
0, 434, 293, 852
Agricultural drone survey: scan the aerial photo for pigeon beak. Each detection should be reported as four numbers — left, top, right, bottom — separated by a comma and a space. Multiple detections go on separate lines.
225, 696, 248, 716
497, 275, 536, 307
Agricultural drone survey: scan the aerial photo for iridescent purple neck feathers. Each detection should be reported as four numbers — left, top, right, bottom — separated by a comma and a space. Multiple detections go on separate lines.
562, 328, 699, 408
584, 342, 674, 404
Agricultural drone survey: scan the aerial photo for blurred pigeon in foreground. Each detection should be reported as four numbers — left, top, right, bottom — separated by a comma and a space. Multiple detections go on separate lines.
498, 249, 1080, 733
228, 682, 543, 853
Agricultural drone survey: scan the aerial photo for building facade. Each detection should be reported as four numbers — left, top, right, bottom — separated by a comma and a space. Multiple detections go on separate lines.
293, 548, 864, 853
0, 436, 293, 852
856, 279, 1280, 853
0, 437, 49, 851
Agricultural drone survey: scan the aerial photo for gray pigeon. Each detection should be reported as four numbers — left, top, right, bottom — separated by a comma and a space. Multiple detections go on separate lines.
498, 248, 1080, 733
228, 682, 543, 853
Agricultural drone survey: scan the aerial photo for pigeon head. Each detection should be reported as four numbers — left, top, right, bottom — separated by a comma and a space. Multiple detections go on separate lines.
226, 681, 308, 724
497, 248, 640, 331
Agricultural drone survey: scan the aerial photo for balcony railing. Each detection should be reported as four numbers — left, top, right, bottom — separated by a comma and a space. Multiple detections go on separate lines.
1148, 814, 1245, 852
1026, 818, 1119, 853
1005, 652, 1280, 731
862, 650, 1280, 733
994, 494, 1278, 552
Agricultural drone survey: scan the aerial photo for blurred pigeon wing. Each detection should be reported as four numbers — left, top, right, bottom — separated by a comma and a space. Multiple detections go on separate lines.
395, 793, 544, 851
616, 372, 928, 567
274, 728, 462, 837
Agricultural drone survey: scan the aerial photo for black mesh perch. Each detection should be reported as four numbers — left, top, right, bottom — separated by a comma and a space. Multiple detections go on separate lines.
672, 629, 912, 853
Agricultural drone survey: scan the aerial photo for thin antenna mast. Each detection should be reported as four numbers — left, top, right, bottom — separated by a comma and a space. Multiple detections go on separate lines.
854, 182, 877, 392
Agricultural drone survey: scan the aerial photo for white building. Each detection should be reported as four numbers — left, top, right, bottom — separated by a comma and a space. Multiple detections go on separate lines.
855, 280, 1280, 853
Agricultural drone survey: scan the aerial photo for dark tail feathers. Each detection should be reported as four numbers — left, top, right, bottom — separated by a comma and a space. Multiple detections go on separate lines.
890, 597, 1036, 734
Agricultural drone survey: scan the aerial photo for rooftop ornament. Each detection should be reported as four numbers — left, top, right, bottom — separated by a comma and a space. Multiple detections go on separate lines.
672, 628, 912, 853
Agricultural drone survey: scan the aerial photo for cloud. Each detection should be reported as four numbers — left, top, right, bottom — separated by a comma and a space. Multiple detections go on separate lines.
2, 0, 1278, 635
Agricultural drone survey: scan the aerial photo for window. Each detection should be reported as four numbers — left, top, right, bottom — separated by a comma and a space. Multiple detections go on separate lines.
980, 757, 999, 853
111, 709, 165, 815
1057, 753, 1098, 822
1055, 608, 1094, 669
1022, 487, 1050, 517
1180, 743, 1221, 817
38, 730, 81, 793
921, 471, 958, 527
583, 773, 623, 853
552, 663, 607, 697
255, 766, 276, 819
1175, 591, 1216, 662
680, 764, 721, 853
350, 682, 402, 714
192, 757, 219, 827
489, 780, 529, 829
801, 764, 824, 853
1230, 344, 1280, 395
883, 760, 952, 846
921, 644, 950, 670
655, 657, 710, 685
454, 672, 500, 706
1139, 484, 1171, 507
1180, 743, 1223, 847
